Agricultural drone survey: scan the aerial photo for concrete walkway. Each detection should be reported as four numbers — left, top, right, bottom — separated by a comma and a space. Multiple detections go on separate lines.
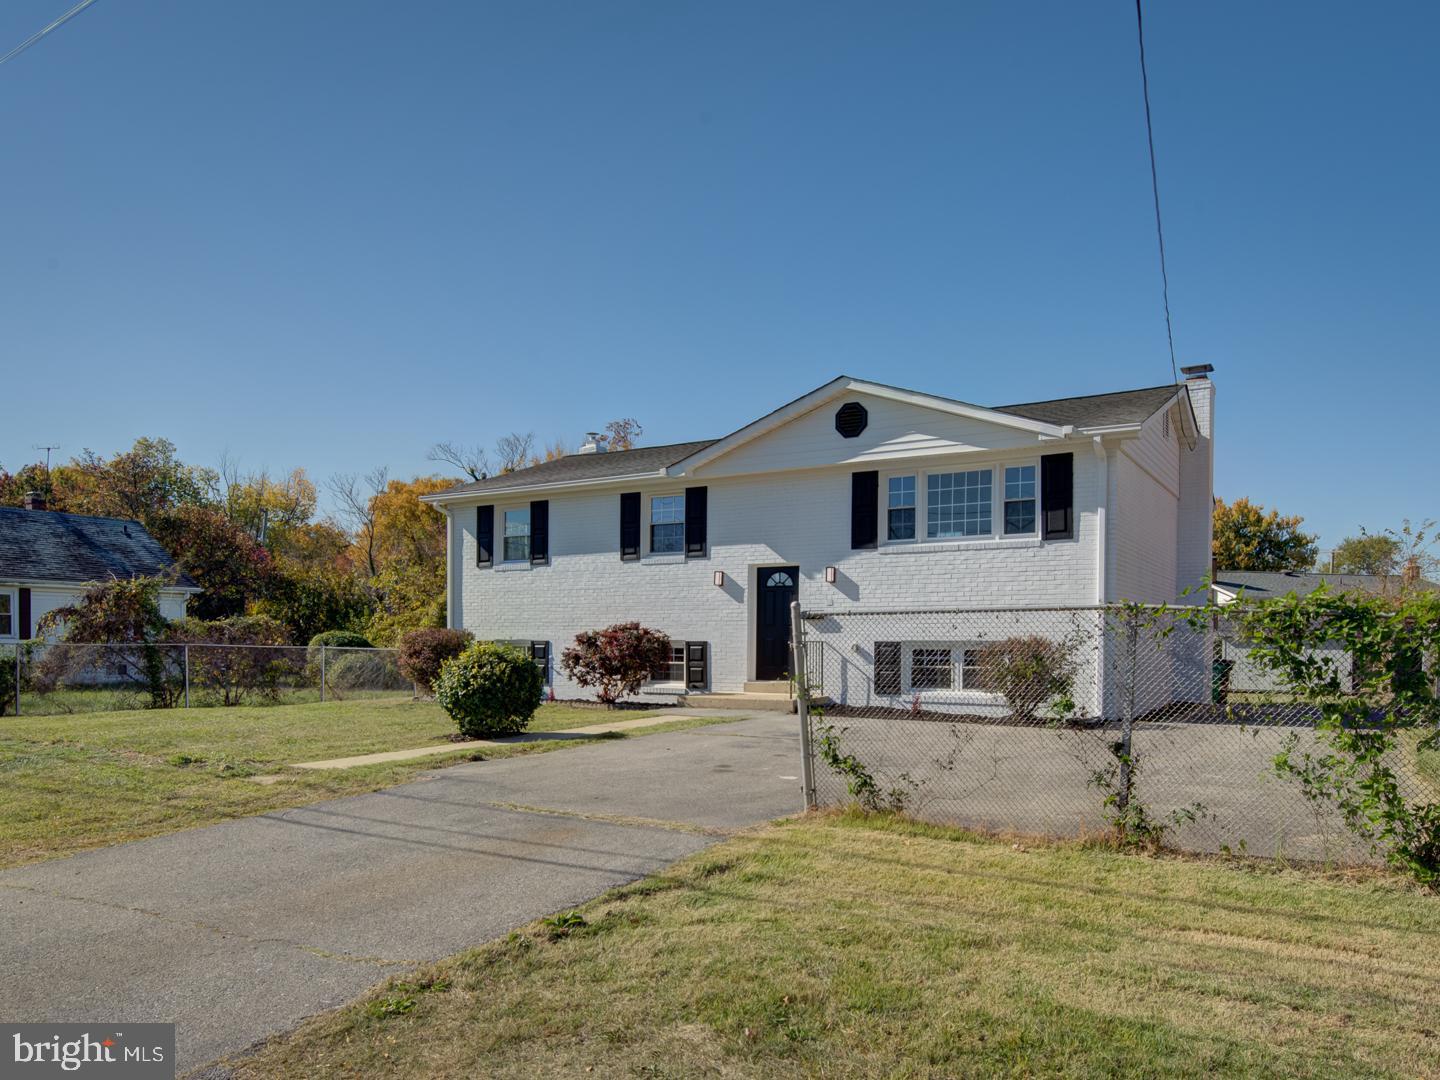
291, 711, 708, 770
0, 713, 798, 1077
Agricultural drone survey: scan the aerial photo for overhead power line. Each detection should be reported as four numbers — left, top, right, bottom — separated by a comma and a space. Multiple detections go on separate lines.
0, 0, 100, 69
1133, 0, 1178, 384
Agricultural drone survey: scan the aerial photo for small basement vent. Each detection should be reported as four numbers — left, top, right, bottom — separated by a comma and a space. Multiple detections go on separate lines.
834, 401, 868, 439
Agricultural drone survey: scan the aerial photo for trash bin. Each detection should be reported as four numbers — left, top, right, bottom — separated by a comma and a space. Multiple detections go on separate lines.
1211, 659, 1235, 705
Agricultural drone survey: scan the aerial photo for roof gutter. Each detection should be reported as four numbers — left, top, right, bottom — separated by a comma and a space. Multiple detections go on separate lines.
419, 469, 671, 506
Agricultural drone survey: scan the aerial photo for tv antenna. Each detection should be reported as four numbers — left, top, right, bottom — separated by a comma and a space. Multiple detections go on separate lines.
34, 444, 60, 470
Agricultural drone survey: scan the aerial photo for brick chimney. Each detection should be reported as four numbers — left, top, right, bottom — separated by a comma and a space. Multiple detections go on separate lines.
21, 491, 47, 511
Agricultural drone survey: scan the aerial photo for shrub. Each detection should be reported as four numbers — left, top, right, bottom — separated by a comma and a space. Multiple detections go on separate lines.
560, 623, 671, 706
434, 642, 544, 738
309, 630, 374, 650
167, 614, 295, 706
398, 628, 474, 693
0, 649, 14, 716
323, 650, 408, 695
976, 635, 1077, 723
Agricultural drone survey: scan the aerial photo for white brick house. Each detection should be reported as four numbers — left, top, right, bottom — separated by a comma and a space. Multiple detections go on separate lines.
422, 371, 1215, 706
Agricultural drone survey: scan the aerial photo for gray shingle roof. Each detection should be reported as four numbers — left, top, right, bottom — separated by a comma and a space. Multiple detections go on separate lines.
0, 508, 197, 588
992, 385, 1181, 427
1213, 570, 1438, 600
430, 380, 1184, 498
431, 440, 718, 498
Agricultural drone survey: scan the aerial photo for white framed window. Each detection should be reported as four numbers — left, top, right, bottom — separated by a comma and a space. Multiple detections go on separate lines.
904, 643, 986, 694
649, 642, 687, 684
650, 494, 685, 554
1003, 464, 1037, 535
0, 588, 15, 639
502, 508, 531, 562
927, 469, 992, 539
887, 475, 916, 541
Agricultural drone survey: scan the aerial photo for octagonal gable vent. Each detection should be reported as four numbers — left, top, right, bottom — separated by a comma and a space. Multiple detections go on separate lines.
834, 401, 868, 439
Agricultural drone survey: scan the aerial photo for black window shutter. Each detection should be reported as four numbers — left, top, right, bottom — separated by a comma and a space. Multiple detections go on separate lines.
476, 505, 494, 567
685, 486, 708, 556
18, 587, 31, 639
530, 500, 549, 564
619, 492, 641, 560
1041, 453, 1074, 540
686, 640, 708, 689
851, 471, 879, 550
875, 641, 901, 695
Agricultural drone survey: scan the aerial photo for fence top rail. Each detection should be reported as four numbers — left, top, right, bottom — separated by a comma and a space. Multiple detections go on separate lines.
799, 603, 1213, 618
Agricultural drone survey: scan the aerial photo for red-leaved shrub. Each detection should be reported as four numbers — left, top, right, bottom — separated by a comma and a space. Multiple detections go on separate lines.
560, 623, 671, 706
399, 627, 474, 693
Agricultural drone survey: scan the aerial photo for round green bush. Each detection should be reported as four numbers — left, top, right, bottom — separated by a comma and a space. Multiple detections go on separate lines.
308, 630, 374, 650
434, 642, 544, 738
323, 651, 410, 693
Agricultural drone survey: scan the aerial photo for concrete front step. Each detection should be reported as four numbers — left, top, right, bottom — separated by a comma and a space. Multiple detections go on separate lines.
683, 692, 795, 713
743, 680, 793, 696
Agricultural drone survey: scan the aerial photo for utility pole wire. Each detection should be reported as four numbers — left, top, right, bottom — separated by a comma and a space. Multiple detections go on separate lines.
1134, 0, 1179, 384
0, 0, 100, 69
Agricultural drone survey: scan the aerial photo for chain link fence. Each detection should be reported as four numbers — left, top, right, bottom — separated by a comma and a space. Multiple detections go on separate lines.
0, 642, 411, 716
793, 604, 1434, 865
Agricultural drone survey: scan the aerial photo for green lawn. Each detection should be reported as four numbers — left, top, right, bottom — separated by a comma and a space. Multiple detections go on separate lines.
231, 812, 1440, 1080
0, 699, 674, 869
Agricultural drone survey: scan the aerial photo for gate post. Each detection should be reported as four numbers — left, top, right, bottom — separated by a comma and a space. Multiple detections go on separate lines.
790, 601, 816, 810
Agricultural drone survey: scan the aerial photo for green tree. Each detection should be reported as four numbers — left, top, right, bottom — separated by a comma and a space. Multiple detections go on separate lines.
1213, 497, 1318, 572
1331, 533, 1402, 576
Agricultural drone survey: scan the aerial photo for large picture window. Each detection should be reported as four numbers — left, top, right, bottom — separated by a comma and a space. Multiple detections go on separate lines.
502, 508, 531, 562
927, 469, 992, 539
650, 495, 685, 554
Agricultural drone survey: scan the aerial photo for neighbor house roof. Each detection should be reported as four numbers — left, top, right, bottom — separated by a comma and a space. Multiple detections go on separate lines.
1212, 570, 1439, 600
0, 507, 199, 589
425, 377, 1186, 502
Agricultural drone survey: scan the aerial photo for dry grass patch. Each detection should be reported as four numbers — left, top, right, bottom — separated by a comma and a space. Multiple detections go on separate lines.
232, 811, 1440, 1079
0, 699, 703, 868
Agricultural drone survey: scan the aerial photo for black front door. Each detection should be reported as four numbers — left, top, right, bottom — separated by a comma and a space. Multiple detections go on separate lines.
755, 565, 800, 681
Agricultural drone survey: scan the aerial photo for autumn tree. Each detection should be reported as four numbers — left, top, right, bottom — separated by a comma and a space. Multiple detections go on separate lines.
604, 418, 643, 451
55, 438, 217, 526
0, 461, 57, 508
493, 432, 535, 474
149, 505, 275, 620
1212, 497, 1318, 572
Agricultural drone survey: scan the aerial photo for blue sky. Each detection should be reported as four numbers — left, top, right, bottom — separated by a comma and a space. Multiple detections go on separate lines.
2, 1, 1435, 549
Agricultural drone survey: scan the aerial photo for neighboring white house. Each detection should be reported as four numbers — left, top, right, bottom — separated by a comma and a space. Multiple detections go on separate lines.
422, 370, 1215, 708
0, 497, 198, 642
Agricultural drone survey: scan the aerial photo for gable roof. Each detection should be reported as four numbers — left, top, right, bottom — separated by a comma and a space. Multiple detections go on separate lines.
0, 508, 198, 589
1213, 570, 1439, 600
424, 377, 1184, 502
993, 385, 1183, 428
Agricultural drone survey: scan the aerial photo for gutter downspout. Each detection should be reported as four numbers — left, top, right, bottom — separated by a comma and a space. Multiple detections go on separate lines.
443, 508, 458, 630
1092, 436, 1109, 604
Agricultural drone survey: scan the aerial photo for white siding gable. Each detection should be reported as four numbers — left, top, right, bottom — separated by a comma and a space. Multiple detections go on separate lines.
689, 391, 1055, 479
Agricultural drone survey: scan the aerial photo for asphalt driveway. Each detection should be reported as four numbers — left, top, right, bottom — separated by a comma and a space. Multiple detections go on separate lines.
0, 713, 799, 1076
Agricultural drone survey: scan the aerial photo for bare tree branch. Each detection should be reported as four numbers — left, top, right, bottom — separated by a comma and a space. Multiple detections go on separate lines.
427, 441, 489, 482
328, 466, 388, 577
494, 432, 535, 474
